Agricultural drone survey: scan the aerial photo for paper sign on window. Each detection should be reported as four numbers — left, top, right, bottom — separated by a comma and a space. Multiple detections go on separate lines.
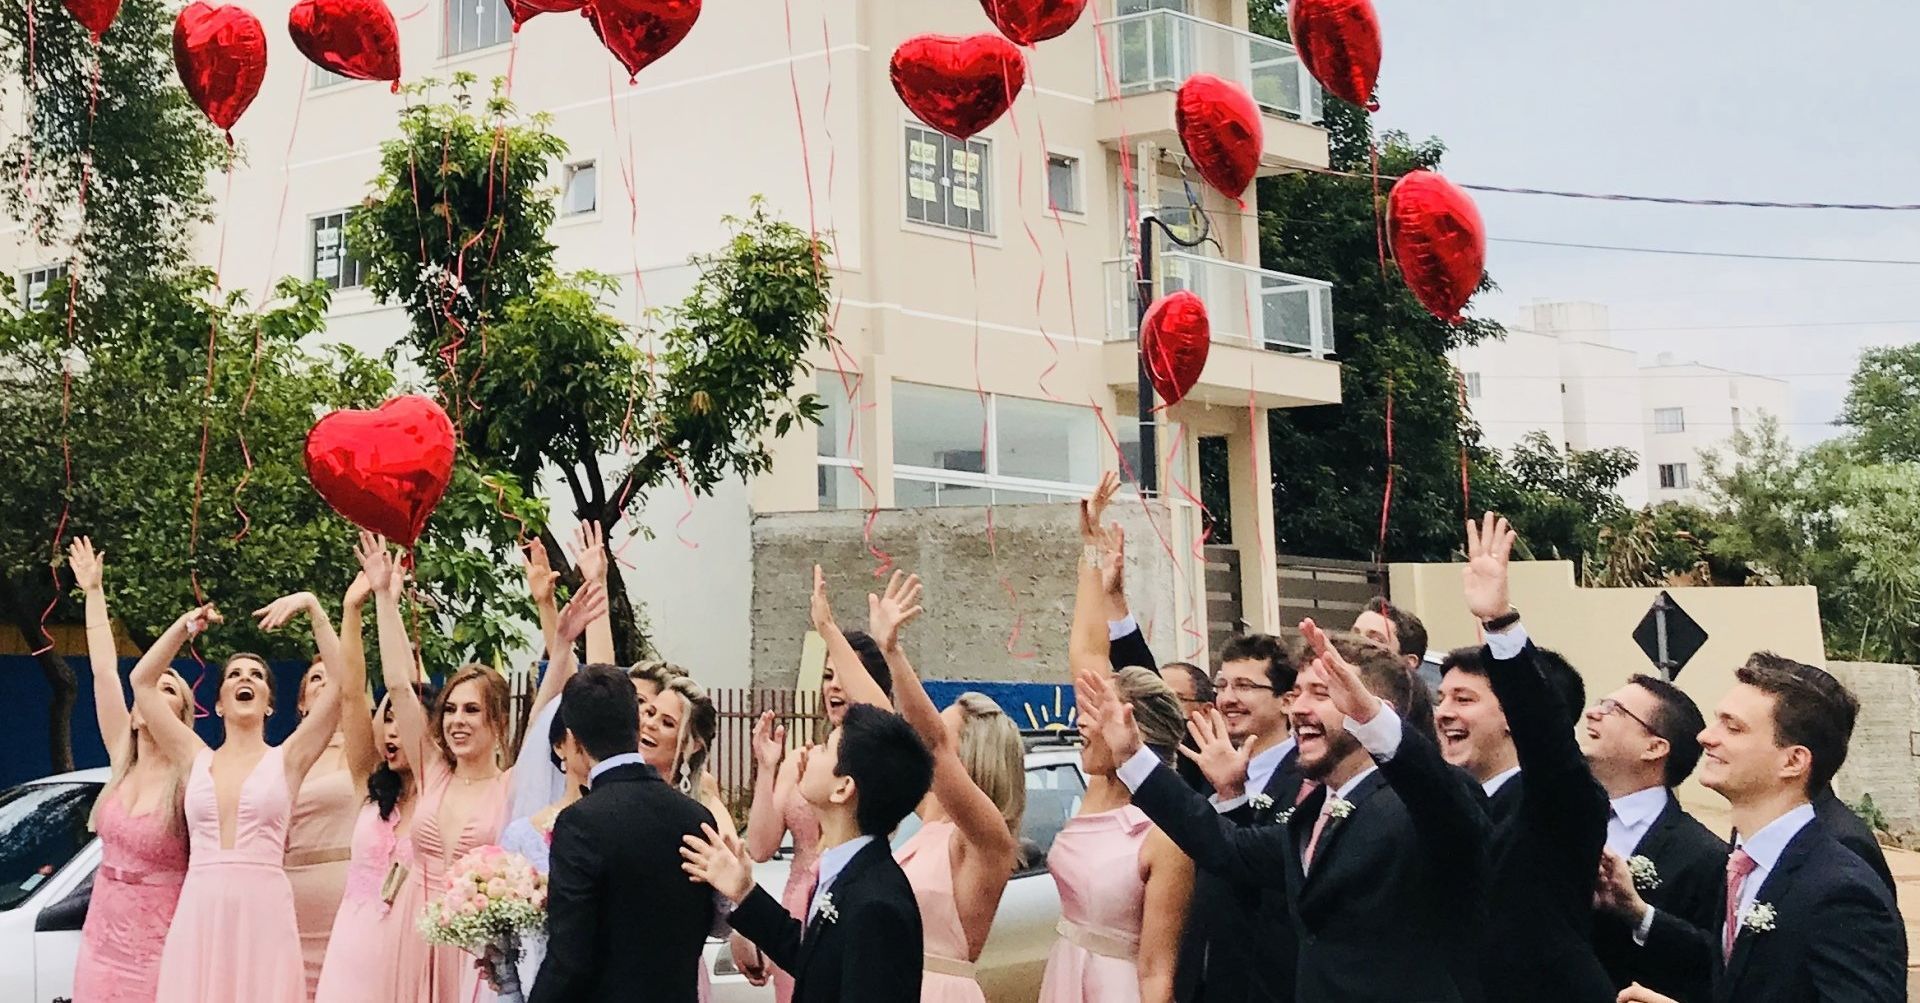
910, 140, 937, 164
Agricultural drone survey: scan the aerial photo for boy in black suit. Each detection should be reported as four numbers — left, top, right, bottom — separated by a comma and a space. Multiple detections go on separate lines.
1582, 673, 1726, 1003
1616, 657, 1906, 1003
530, 666, 719, 1003
683, 703, 934, 1003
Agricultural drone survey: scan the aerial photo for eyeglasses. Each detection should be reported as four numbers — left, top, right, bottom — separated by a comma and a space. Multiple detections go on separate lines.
1211, 678, 1277, 696
1595, 698, 1662, 739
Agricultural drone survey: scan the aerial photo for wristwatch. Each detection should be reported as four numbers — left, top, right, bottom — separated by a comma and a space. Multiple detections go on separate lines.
1482, 607, 1521, 632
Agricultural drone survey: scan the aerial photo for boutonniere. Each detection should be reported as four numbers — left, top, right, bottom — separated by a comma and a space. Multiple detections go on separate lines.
1250, 793, 1275, 812
1628, 855, 1660, 892
816, 893, 839, 925
1739, 902, 1777, 935
1326, 796, 1355, 820
1276, 805, 1297, 824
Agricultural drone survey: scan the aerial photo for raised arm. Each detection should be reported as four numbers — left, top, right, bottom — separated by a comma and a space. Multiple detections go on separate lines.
572, 521, 616, 667
1070, 478, 1123, 678
742, 713, 795, 862
358, 533, 432, 772
871, 572, 1019, 868
71, 538, 130, 764
334, 574, 379, 786
255, 591, 345, 790
813, 565, 891, 711
130, 605, 219, 764
535, 580, 606, 717
524, 536, 561, 694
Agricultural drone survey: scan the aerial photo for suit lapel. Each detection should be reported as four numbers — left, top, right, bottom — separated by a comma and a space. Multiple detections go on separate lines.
794, 839, 886, 987
1722, 822, 1819, 991
1299, 769, 1390, 895
1631, 794, 1683, 863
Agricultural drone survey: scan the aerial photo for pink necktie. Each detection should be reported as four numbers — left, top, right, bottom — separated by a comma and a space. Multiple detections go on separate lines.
1301, 795, 1334, 873
1723, 848, 1757, 959
1294, 780, 1321, 807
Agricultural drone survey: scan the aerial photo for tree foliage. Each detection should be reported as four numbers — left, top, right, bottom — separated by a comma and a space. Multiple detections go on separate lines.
1839, 343, 1920, 464
1477, 431, 1638, 568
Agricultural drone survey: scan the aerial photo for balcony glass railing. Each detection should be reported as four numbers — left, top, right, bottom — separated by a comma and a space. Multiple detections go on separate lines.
1106, 251, 1335, 358
1096, 9, 1324, 123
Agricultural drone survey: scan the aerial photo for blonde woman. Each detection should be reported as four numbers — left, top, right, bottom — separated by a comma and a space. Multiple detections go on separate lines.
68, 537, 196, 1003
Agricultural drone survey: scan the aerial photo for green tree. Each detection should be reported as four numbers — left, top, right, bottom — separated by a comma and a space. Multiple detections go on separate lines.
1839, 343, 1920, 464
1477, 431, 1639, 569
352, 78, 834, 660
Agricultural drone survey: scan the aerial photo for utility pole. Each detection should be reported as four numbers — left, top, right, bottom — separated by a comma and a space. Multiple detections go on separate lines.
1132, 210, 1214, 497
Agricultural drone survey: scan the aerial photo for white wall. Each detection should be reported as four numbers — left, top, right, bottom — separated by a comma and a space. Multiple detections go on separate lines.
1641, 361, 1791, 504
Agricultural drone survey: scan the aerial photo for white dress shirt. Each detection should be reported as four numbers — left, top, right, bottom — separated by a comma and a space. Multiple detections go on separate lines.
587, 752, 649, 785
1108, 614, 1140, 642
1482, 766, 1522, 798
1728, 802, 1816, 922
808, 835, 876, 923
1606, 785, 1670, 857
1212, 736, 1298, 814
1476, 622, 1530, 799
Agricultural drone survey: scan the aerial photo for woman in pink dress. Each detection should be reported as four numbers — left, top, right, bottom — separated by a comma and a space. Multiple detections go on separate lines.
1040, 493, 1194, 1003
135, 589, 347, 1003
312, 692, 421, 1003
69, 538, 195, 1003
360, 534, 523, 1003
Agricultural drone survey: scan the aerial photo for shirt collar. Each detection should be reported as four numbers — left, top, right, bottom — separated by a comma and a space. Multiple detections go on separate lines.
1483, 765, 1522, 798
1735, 802, 1816, 872
814, 835, 875, 900
587, 752, 650, 784
1610, 785, 1669, 828
1331, 764, 1377, 803
1248, 736, 1295, 786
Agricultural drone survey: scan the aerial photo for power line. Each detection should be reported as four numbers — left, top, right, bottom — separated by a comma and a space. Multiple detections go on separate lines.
1509, 319, 1920, 333
1489, 238, 1920, 267
1298, 166, 1920, 212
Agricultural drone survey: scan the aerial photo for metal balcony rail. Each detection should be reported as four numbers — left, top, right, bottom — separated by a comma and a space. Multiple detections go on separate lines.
1106, 251, 1335, 358
1095, 9, 1324, 123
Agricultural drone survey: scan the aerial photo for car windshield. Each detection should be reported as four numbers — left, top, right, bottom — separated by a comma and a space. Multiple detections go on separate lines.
0, 781, 102, 911
1018, 762, 1087, 871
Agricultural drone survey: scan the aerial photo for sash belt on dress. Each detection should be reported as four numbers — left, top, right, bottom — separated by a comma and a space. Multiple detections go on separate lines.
1055, 918, 1139, 960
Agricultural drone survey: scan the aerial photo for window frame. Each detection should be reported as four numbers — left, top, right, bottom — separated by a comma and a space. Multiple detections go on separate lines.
891, 382, 1102, 507
815, 371, 869, 510
1652, 407, 1686, 434
560, 160, 599, 218
903, 122, 995, 237
309, 210, 369, 291
443, 0, 514, 57
20, 262, 69, 310
1463, 371, 1483, 399
1658, 463, 1690, 490
1046, 152, 1084, 216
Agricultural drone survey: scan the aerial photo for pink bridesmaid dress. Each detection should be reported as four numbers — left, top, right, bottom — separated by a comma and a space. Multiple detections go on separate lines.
770, 785, 823, 1003
287, 737, 358, 1001
895, 820, 987, 1003
387, 744, 511, 1003
155, 746, 305, 1003
312, 801, 413, 1003
1037, 806, 1153, 1003
72, 791, 188, 1003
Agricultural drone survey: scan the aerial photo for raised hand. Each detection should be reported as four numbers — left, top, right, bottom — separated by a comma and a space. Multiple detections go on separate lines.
1462, 512, 1517, 622
751, 711, 787, 772
1079, 470, 1122, 544
1300, 618, 1383, 725
1073, 667, 1143, 762
1097, 521, 1127, 599
809, 565, 837, 633
68, 537, 104, 593
1180, 706, 1253, 798
343, 571, 373, 612
178, 603, 223, 638
253, 592, 320, 632
524, 537, 560, 606
354, 531, 404, 602
555, 580, 607, 645
573, 520, 608, 586
1593, 847, 1649, 922
681, 823, 756, 903
867, 571, 924, 653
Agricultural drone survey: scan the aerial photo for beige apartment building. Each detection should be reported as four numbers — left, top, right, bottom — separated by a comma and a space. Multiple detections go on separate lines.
4, 0, 1341, 684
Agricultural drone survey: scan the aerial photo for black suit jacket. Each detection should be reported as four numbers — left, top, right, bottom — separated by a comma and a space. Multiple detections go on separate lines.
1112, 622, 1212, 794
1643, 816, 1906, 1003
529, 762, 717, 1003
1133, 717, 1489, 1002
1591, 793, 1727, 1003
729, 837, 923, 1003
1174, 747, 1304, 1003
1813, 786, 1896, 897
1477, 638, 1614, 1003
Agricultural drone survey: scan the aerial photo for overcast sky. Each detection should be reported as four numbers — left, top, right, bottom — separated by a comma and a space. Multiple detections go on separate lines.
1370, 1, 1920, 443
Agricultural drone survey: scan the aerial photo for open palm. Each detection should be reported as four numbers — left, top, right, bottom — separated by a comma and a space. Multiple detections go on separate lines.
1462, 512, 1516, 621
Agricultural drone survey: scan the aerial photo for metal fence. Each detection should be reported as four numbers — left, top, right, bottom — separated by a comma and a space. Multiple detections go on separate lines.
710, 688, 829, 819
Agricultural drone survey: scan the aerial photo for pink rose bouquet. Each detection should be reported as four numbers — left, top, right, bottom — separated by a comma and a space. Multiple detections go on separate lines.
419, 845, 547, 1000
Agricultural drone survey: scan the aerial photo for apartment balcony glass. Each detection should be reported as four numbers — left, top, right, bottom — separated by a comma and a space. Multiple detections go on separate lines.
1096, 9, 1323, 123
1106, 251, 1335, 358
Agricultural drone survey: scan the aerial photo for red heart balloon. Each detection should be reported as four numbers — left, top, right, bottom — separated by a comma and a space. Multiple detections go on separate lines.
1141, 290, 1211, 407
978, 0, 1086, 47
288, 0, 400, 91
173, 2, 267, 137
1288, 0, 1383, 111
1176, 74, 1263, 205
61, 0, 121, 40
890, 34, 1025, 141
1387, 170, 1485, 324
304, 395, 457, 547
506, 0, 585, 29
589, 0, 700, 84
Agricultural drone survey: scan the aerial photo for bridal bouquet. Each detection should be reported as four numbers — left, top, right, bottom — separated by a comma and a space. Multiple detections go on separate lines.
419, 845, 547, 1002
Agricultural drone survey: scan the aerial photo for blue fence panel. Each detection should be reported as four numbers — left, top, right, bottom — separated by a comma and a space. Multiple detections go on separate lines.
921, 680, 1078, 735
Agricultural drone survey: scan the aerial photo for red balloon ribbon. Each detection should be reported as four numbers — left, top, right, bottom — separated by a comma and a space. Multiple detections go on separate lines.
589, 0, 701, 84
506, 0, 585, 28
61, 0, 121, 40
889, 33, 1025, 141
288, 0, 401, 91
304, 395, 457, 547
173, 2, 268, 137
1287, 0, 1382, 111
978, 0, 1086, 47
1140, 290, 1211, 407
1175, 73, 1263, 205
1387, 169, 1486, 324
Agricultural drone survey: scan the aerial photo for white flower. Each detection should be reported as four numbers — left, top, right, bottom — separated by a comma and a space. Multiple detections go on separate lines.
1326, 796, 1355, 820
1740, 902, 1777, 934
1628, 855, 1661, 892
1276, 806, 1297, 824
1250, 793, 1275, 812
816, 893, 839, 925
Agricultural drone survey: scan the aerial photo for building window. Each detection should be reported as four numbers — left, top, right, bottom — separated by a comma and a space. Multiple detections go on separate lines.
1047, 153, 1082, 214
311, 211, 369, 290
21, 263, 68, 309
561, 161, 597, 217
892, 382, 1098, 506
445, 0, 512, 55
1658, 463, 1690, 490
1652, 407, 1686, 434
905, 125, 992, 235
313, 64, 348, 88
1463, 371, 1482, 399
1730, 407, 1741, 430
817, 372, 866, 509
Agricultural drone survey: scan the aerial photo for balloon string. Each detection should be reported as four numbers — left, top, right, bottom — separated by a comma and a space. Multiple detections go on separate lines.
1371, 137, 1386, 278
1455, 371, 1473, 519
1089, 2, 1143, 269
1158, 425, 1211, 660
187, 153, 239, 607
1000, 63, 1060, 402
464, 35, 523, 421
19, 0, 35, 216
964, 230, 1033, 659
1375, 377, 1395, 569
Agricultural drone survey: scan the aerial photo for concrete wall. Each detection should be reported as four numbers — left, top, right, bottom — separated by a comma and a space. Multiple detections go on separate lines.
750, 500, 1179, 689
1827, 661, 1920, 834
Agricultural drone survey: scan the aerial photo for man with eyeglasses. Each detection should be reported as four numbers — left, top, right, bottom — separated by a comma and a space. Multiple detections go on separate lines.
1579, 675, 1726, 1003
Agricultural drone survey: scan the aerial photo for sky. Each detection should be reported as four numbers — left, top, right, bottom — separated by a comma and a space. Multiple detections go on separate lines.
1369, 1, 1920, 444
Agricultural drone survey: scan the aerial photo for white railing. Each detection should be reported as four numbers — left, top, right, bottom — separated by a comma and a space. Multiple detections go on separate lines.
1106, 252, 1335, 358
1095, 9, 1323, 124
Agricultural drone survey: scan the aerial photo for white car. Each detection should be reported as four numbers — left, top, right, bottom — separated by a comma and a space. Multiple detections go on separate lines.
707, 738, 1088, 1003
0, 766, 110, 1003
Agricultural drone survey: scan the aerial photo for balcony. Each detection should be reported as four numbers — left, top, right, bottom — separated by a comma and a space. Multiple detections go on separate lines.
1103, 251, 1341, 409
1094, 10, 1330, 173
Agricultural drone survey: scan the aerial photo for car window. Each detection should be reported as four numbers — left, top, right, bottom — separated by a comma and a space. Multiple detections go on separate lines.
1017, 762, 1086, 873
0, 782, 102, 911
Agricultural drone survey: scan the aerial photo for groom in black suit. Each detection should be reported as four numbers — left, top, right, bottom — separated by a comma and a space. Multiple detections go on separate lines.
684, 703, 933, 1003
530, 665, 720, 1003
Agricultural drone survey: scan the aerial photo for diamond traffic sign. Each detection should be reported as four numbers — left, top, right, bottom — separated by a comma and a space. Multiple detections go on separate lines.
1632, 591, 1708, 681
